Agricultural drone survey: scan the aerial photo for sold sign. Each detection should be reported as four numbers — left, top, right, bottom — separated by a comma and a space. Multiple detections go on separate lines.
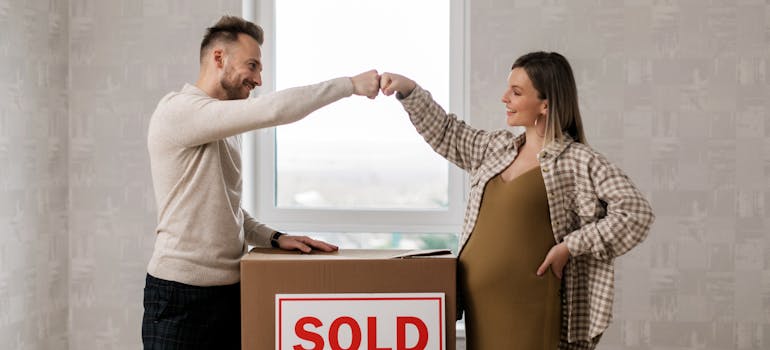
276, 293, 445, 350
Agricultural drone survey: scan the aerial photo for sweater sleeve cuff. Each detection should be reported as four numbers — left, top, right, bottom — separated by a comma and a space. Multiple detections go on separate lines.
337, 77, 355, 97
253, 227, 275, 248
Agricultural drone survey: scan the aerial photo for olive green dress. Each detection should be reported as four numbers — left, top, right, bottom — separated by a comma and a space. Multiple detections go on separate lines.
458, 167, 561, 349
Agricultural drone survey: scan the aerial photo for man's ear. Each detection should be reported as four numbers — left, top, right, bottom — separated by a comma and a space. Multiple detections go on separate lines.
212, 48, 225, 69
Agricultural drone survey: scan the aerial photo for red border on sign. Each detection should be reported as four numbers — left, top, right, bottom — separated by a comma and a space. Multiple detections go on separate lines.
278, 296, 444, 350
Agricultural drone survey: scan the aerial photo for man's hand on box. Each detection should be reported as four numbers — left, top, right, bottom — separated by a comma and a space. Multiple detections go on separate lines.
278, 235, 339, 254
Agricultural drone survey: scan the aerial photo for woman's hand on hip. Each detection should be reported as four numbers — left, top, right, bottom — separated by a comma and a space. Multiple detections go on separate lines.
537, 242, 571, 279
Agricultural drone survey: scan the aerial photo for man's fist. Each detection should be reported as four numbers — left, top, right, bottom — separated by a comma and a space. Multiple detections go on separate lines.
351, 69, 380, 99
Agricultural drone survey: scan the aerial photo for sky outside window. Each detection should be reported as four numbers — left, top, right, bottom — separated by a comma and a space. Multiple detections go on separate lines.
274, 0, 450, 210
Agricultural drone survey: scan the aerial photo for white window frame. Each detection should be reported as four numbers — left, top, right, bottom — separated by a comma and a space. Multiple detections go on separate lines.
242, 0, 469, 234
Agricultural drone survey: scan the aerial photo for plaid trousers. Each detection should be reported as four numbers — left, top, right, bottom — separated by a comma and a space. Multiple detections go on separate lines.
142, 274, 241, 349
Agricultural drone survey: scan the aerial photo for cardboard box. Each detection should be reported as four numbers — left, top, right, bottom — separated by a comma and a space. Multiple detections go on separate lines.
241, 248, 456, 350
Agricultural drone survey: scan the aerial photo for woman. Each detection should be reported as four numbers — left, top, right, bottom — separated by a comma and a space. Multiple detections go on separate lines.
379, 52, 654, 349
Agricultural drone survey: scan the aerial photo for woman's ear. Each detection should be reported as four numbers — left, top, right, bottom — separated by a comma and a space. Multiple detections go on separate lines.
541, 99, 549, 115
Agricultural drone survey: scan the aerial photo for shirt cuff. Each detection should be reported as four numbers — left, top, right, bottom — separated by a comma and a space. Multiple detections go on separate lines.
563, 233, 588, 257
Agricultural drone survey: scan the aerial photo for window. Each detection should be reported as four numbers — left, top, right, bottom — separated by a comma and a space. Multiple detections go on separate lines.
242, 0, 468, 244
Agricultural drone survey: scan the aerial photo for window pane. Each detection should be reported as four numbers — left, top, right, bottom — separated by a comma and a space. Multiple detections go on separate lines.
274, 0, 450, 209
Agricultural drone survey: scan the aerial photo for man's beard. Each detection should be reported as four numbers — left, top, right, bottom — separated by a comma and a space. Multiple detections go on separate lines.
220, 66, 249, 100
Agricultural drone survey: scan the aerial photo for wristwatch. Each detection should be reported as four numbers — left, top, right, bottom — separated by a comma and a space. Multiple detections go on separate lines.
270, 231, 285, 248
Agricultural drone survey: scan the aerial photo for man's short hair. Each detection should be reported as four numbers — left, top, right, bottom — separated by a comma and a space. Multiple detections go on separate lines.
200, 16, 264, 61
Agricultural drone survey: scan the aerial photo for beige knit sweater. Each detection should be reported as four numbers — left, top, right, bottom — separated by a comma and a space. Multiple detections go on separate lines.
147, 78, 354, 286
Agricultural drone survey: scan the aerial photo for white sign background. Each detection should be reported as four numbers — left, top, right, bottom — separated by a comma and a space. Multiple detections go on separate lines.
276, 293, 446, 350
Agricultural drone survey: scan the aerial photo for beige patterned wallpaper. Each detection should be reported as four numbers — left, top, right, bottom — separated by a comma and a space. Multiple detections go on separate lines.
0, 0, 768, 349
67, 1, 241, 349
0, 0, 69, 348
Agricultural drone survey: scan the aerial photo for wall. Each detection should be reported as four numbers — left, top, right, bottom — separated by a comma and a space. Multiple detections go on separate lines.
0, 0, 69, 349
67, 0, 240, 348
468, 1, 769, 349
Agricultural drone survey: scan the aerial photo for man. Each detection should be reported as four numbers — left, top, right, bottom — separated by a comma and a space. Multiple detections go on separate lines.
142, 15, 379, 349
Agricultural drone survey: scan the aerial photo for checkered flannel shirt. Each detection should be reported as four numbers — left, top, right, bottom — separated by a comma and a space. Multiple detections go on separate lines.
399, 86, 655, 342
